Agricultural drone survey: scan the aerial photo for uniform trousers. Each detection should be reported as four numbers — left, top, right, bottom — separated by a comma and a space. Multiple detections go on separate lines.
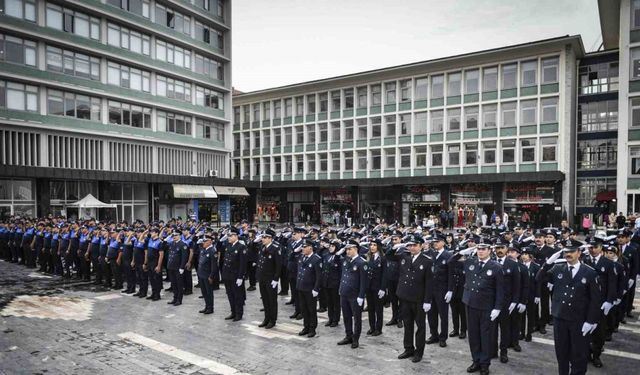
401, 299, 426, 356
298, 290, 317, 330
450, 296, 467, 334
467, 306, 496, 369
259, 280, 278, 323
325, 287, 340, 323
341, 296, 362, 340
223, 279, 245, 317
427, 289, 449, 341
366, 291, 383, 332
199, 276, 214, 311
386, 279, 400, 321
168, 269, 184, 303
135, 264, 149, 295
553, 317, 589, 375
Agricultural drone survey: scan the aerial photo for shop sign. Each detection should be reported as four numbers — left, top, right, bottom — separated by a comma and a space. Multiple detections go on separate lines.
321, 188, 353, 204
451, 184, 492, 205
504, 183, 555, 204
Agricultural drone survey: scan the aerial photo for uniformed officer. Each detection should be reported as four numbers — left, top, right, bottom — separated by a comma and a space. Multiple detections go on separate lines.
427, 233, 453, 347
321, 239, 343, 327
520, 248, 541, 342
384, 231, 403, 328
106, 230, 124, 290
617, 230, 638, 319
22, 222, 35, 268
145, 228, 165, 301
256, 228, 282, 329
337, 243, 368, 349
395, 235, 434, 363
121, 228, 136, 294
296, 239, 322, 337
536, 240, 600, 375
286, 227, 306, 319
450, 243, 467, 339
181, 228, 195, 296
365, 239, 387, 337
493, 238, 521, 363
197, 234, 217, 314
221, 227, 248, 321
508, 244, 529, 353
132, 229, 149, 298
603, 245, 626, 336
167, 230, 189, 306
453, 241, 504, 375
77, 226, 90, 281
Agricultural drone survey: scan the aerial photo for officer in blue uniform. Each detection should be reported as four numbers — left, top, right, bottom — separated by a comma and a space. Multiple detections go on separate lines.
337, 243, 368, 349
78, 226, 90, 281
106, 230, 124, 290
321, 239, 343, 327
365, 239, 387, 336
221, 226, 247, 321
256, 228, 283, 328
40, 225, 51, 273
31, 223, 44, 270
121, 228, 136, 294
286, 227, 306, 319
145, 228, 165, 301
167, 230, 189, 306
0, 223, 8, 261
493, 237, 521, 364
133, 229, 149, 298
10, 223, 23, 263
99, 230, 111, 288
384, 231, 403, 328
22, 222, 35, 268
89, 230, 102, 284
537, 240, 600, 375
181, 228, 195, 295
426, 233, 453, 347
520, 247, 540, 342
197, 234, 217, 314
296, 239, 322, 337
617, 230, 638, 319
450, 244, 467, 339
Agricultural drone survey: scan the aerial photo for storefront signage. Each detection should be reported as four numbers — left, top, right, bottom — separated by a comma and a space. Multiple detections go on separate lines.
451, 184, 492, 205
321, 188, 353, 204
504, 183, 555, 204
218, 198, 231, 225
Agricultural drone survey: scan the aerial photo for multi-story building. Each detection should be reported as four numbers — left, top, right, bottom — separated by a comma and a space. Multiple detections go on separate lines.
0, 0, 241, 222
233, 36, 585, 226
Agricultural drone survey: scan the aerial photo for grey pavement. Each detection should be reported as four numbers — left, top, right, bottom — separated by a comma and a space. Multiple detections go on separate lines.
0, 260, 639, 375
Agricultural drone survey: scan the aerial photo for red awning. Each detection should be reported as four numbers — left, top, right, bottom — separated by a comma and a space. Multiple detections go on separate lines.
595, 191, 616, 202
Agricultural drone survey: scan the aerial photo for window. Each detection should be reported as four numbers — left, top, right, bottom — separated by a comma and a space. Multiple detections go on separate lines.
46, 46, 100, 80
357, 87, 367, 108
447, 108, 461, 131
295, 156, 303, 174
155, 39, 191, 69
465, 143, 478, 165
399, 114, 411, 135
385, 115, 396, 137
385, 82, 396, 104
415, 146, 427, 168
431, 75, 444, 99
371, 84, 381, 106
306, 155, 315, 173
0, 34, 36, 67
447, 72, 461, 97
577, 140, 617, 169
521, 60, 537, 87
263, 102, 271, 120
464, 106, 479, 129
262, 129, 271, 148
501, 64, 517, 89
195, 21, 224, 49
542, 57, 559, 83
306, 124, 315, 143
252, 103, 260, 122
284, 156, 292, 175
400, 79, 411, 102
274, 100, 281, 118
431, 110, 444, 133
195, 86, 223, 109
2, 0, 36, 21
357, 118, 367, 139
414, 112, 427, 135
399, 147, 411, 168
431, 145, 443, 167
319, 123, 327, 142
577, 178, 616, 206
252, 131, 260, 149
520, 100, 537, 126
107, 23, 151, 56
233, 134, 239, 150
307, 94, 316, 114
343, 89, 354, 109
46, 4, 99, 40
156, 75, 189, 100
242, 105, 249, 123
541, 97, 558, 123
540, 137, 557, 162
465, 70, 479, 94
330, 122, 340, 141
482, 141, 496, 164
371, 117, 381, 138
371, 150, 381, 170
319, 153, 327, 172
415, 77, 428, 100
447, 145, 460, 166
384, 149, 396, 169
579, 62, 619, 94
521, 139, 536, 163
195, 54, 223, 81
106, 99, 151, 128
357, 150, 367, 170
242, 133, 249, 150
107, 0, 150, 18
344, 120, 354, 140
319, 93, 328, 112
284, 127, 292, 146
155, 4, 190, 35
274, 157, 281, 174
107, 62, 150, 92
482, 104, 497, 128
631, 147, 640, 175
331, 152, 340, 171
579, 100, 618, 132
295, 96, 304, 116
331, 91, 340, 111
284, 98, 292, 117
501, 139, 516, 163
501, 101, 517, 127
157, 111, 192, 135
233, 106, 240, 125
633, 0, 640, 29
274, 128, 281, 146
261, 157, 270, 175
295, 126, 304, 144
483, 66, 498, 92
48, 90, 100, 121
1, 81, 37, 112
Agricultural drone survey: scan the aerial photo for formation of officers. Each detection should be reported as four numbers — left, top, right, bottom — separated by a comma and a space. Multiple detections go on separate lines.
1, 216, 639, 375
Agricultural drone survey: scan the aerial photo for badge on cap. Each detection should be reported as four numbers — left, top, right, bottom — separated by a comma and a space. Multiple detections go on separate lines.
487, 270, 493, 276
469, 265, 475, 271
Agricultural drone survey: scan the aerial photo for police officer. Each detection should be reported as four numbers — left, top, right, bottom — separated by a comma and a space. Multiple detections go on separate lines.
617, 230, 638, 319
537, 240, 600, 375
384, 231, 403, 328
167, 230, 189, 306
365, 239, 387, 337
493, 238, 521, 363
453, 241, 504, 375
197, 234, 217, 314
520, 248, 540, 342
256, 228, 282, 329
121, 228, 136, 294
145, 228, 165, 301
337, 243, 368, 349
181, 228, 195, 296
427, 233, 453, 347
322, 239, 343, 327
132, 229, 149, 298
286, 227, 306, 319
296, 239, 322, 337
221, 227, 248, 321
106, 230, 124, 290
450, 243, 467, 339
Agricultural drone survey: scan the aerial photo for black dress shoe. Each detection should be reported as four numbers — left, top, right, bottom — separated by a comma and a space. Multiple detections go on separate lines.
259, 320, 269, 327
265, 321, 276, 329
426, 336, 439, 345
295, 314, 303, 320
138, 294, 147, 298
411, 355, 422, 363
449, 330, 459, 337
203, 309, 213, 315
513, 344, 522, 352
173, 302, 182, 306
307, 330, 316, 338
398, 350, 415, 359
247, 286, 256, 291
519, 333, 525, 340
351, 340, 359, 349
325, 321, 332, 327
539, 326, 547, 334
592, 356, 603, 368
151, 296, 160, 301
397, 321, 403, 328
329, 322, 338, 327
194, 283, 200, 288
317, 307, 327, 313
371, 330, 381, 336
199, 309, 207, 313
225, 314, 235, 320
278, 291, 288, 296
167, 300, 176, 305
232, 316, 242, 322
183, 291, 192, 295
285, 301, 294, 305
337, 337, 353, 345
366, 329, 374, 335
500, 351, 508, 363
385, 320, 397, 326
467, 363, 481, 373
121, 289, 129, 293
298, 328, 310, 336
146, 296, 154, 300
289, 313, 298, 319
133, 292, 141, 297
525, 334, 532, 342
439, 340, 447, 348
459, 332, 467, 339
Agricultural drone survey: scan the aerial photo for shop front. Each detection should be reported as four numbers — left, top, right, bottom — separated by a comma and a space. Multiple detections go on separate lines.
401, 185, 442, 226
320, 188, 355, 225
213, 185, 250, 224
157, 184, 217, 223
0, 179, 36, 219
287, 190, 319, 223
504, 182, 559, 227
359, 186, 397, 224
450, 184, 494, 227
256, 189, 282, 223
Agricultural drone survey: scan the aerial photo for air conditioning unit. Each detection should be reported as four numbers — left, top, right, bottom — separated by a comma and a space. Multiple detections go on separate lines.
208, 169, 218, 177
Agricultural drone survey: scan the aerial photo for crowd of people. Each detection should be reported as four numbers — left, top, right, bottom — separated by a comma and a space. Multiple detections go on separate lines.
0, 216, 638, 375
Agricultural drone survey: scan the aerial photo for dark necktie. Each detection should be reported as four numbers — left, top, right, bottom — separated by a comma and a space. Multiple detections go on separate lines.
569, 265, 574, 278
479, 261, 485, 269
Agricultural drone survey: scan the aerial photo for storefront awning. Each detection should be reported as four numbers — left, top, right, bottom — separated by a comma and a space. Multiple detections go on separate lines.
213, 186, 250, 196
172, 184, 218, 199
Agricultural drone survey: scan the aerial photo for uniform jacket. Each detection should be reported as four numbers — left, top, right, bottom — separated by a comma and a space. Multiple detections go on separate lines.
396, 252, 434, 304
221, 240, 248, 281
256, 242, 283, 283
339, 256, 368, 299
461, 258, 504, 311
296, 253, 322, 292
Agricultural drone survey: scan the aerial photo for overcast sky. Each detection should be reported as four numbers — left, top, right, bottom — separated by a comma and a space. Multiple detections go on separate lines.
231, 0, 601, 93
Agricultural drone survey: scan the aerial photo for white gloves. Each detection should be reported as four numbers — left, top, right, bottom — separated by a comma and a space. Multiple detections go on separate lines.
546, 250, 563, 265
444, 291, 453, 304
534, 297, 540, 305
236, 278, 242, 287
356, 297, 364, 306
490, 309, 500, 321
312, 290, 319, 298
508, 303, 517, 314
179, 269, 184, 275
378, 290, 386, 299
271, 280, 278, 289
293, 246, 302, 253
581, 322, 597, 336
459, 247, 476, 256
423, 303, 431, 313
601, 302, 613, 316
517, 303, 526, 313
336, 248, 346, 256
547, 282, 554, 291
629, 279, 636, 290
614, 298, 621, 306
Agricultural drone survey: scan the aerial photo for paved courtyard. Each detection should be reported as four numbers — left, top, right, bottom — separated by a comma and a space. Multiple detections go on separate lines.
0, 260, 639, 375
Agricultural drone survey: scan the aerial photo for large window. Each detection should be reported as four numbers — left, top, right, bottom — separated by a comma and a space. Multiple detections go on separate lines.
107, 62, 150, 92
157, 111, 192, 135
399, 114, 411, 135
263, 102, 271, 120
541, 97, 558, 123
371, 150, 381, 170
385, 115, 396, 137
195, 54, 224, 80
415, 146, 427, 168
520, 99, 537, 126
48, 90, 100, 121
501, 64, 517, 89
356, 87, 366, 109
371, 85, 381, 106
155, 3, 190, 35
0, 34, 36, 67
482, 141, 496, 164
465, 143, 478, 165
106, 0, 150, 18
579, 100, 618, 132
274, 100, 281, 118
2, 0, 36, 21
577, 178, 616, 206
431, 75, 444, 99
447, 108, 461, 131
195, 86, 223, 109
46, 4, 100, 40
431, 145, 443, 167
631, 146, 640, 175
447, 72, 461, 97
196, 118, 224, 142
284, 98, 293, 117
634, 0, 640, 29
156, 75, 190, 101
540, 137, 557, 162
431, 110, 444, 133
156, 39, 191, 69
319, 123, 327, 142
357, 150, 367, 170
577, 140, 617, 170
501, 139, 516, 164
482, 104, 497, 128
107, 100, 151, 128
542, 57, 559, 84
414, 112, 427, 135
447, 145, 460, 166
356, 119, 367, 139
195, 21, 224, 50
308, 94, 317, 113
107, 23, 151, 56
400, 79, 411, 102
384, 149, 396, 169
385, 82, 396, 104
415, 77, 428, 100
483, 67, 498, 92
330, 122, 340, 141
344, 120, 354, 140
343, 89, 354, 109
501, 101, 517, 127
0, 81, 38, 112
465, 70, 479, 94
319, 93, 328, 112
371, 117, 381, 138
400, 147, 411, 168
579, 62, 619, 94
464, 106, 478, 129
521, 60, 537, 87
521, 139, 536, 163
46, 45, 99, 80
306, 124, 315, 143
